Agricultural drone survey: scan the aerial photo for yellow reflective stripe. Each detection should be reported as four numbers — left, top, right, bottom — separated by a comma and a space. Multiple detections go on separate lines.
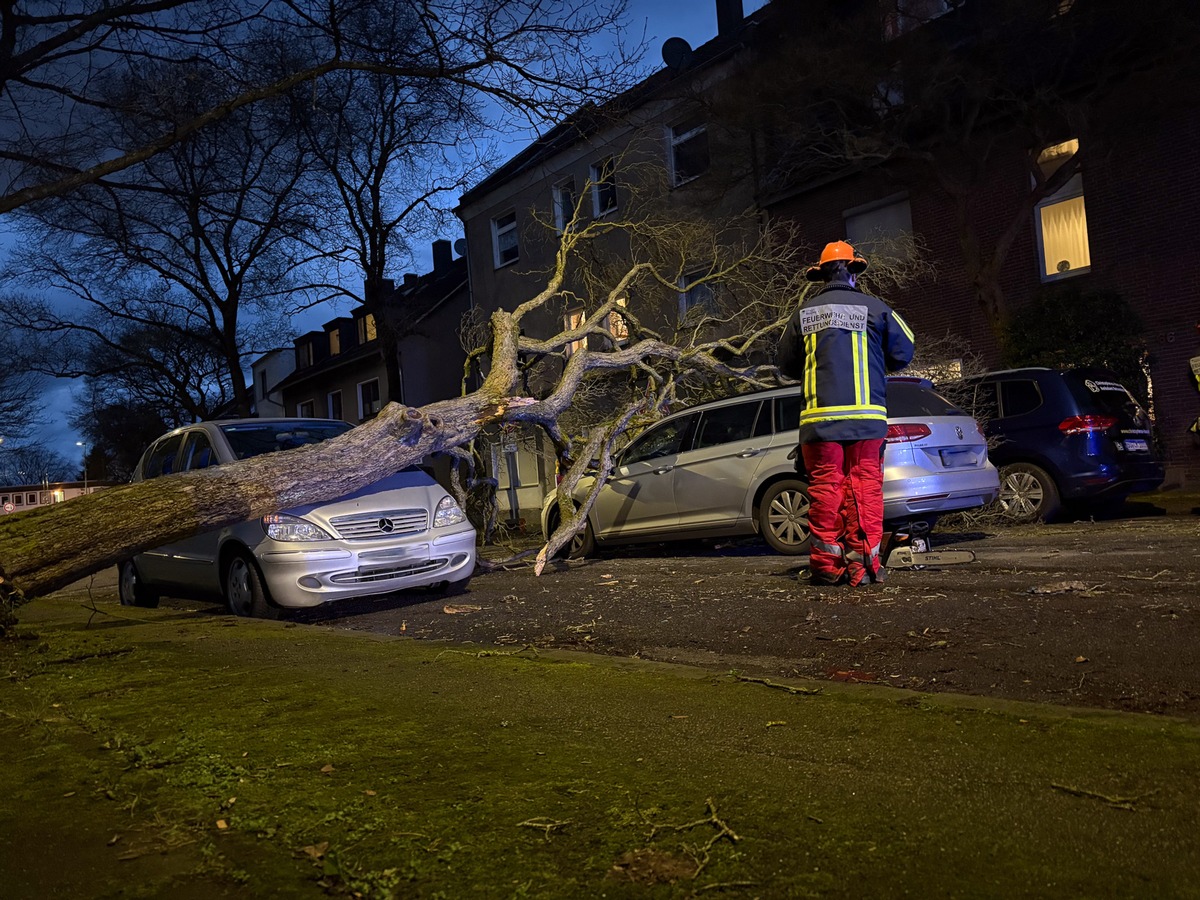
799, 412, 888, 424
857, 332, 869, 404
850, 332, 862, 406
802, 403, 888, 413
894, 311, 914, 342
804, 332, 818, 410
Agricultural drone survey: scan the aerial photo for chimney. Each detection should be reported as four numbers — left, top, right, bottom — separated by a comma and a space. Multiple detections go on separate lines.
432, 238, 453, 274
402, 273, 419, 289
716, 0, 743, 37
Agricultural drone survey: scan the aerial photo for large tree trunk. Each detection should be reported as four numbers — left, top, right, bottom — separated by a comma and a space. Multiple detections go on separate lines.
0, 391, 524, 608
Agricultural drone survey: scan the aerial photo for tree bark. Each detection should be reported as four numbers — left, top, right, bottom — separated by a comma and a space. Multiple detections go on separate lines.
0, 392, 525, 605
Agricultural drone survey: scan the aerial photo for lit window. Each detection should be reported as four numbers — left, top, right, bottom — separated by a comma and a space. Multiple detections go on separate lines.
328, 327, 341, 356
844, 194, 914, 260
590, 157, 617, 216
298, 399, 315, 418
564, 309, 586, 355
492, 210, 519, 267
669, 118, 710, 186
679, 272, 715, 319
357, 314, 377, 344
552, 177, 577, 232
608, 296, 629, 342
359, 379, 381, 420
1034, 139, 1090, 281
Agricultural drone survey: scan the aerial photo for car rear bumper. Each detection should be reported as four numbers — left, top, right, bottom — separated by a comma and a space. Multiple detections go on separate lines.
883, 468, 1000, 520
1057, 459, 1166, 501
256, 526, 477, 608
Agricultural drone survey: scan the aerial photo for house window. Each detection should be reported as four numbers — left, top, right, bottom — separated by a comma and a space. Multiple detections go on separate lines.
27, 493, 36, 505
608, 295, 629, 343
590, 157, 617, 216
492, 210, 519, 267
552, 177, 577, 232
1034, 139, 1090, 281
328, 390, 343, 421
357, 314, 377, 344
564, 308, 586, 355
256, 369, 267, 400
328, 327, 341, 356
669, 118, 710, 186
297, 340, 313, 368
883, 0, 953, 40
678, 272, 715, 319
0, 495, 7, 505
13, 494, 23, 506
298, 399, 315, 418
844, 194, 914, 260
359, 379, 381, 420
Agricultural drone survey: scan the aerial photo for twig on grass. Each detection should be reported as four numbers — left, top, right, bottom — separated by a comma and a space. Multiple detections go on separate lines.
730, 673, 821, 695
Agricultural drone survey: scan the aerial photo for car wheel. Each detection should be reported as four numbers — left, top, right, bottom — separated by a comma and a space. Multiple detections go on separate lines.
548, 511, 597, 559
758, 479, 812, 555
997, 463, 1062, 523
224, 551, 279, 619
429, 577, 473, 596
117, 559, 160, 608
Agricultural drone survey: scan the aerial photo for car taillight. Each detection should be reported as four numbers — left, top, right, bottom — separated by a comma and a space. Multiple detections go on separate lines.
1058, 415, 1118, 435
885, 423, 932, 443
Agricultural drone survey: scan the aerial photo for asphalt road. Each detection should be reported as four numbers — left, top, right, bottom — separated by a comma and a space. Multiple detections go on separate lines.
126, 497, 1200, 718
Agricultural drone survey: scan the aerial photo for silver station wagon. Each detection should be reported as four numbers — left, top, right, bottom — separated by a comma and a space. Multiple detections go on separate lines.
542, 378, 999, 556
118, 418, 476, 617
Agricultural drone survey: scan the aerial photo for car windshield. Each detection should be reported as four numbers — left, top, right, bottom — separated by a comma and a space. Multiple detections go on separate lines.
219, 421, 352, 460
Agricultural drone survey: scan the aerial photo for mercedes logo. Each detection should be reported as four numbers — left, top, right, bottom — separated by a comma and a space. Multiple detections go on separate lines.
954, 426, 964, 440
378, 517, 395, 533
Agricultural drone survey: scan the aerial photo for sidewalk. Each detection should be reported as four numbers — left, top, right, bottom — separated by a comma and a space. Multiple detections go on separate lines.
3, 593, 1198, 898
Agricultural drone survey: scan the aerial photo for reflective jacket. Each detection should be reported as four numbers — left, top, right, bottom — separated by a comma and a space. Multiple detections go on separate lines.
777, 283, 915, 443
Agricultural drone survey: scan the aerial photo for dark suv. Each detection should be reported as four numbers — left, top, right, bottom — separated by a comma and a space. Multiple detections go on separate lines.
940, 367, 1164, 522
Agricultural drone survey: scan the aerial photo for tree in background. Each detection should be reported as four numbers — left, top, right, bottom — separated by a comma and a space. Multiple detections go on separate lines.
0, 1, 643, 215
0, 443, 73, 485
719, 0, 1200, 339
1004, 287, 1149, 403
0, 334, 41, 445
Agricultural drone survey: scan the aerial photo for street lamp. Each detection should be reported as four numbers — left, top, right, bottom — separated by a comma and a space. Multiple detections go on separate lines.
76, 441, 87, 495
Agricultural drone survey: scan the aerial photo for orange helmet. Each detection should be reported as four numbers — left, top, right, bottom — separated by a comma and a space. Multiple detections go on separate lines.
805, 240, 868, 281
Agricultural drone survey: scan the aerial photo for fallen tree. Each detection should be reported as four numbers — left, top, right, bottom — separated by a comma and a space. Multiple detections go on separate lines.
1, 197, 817, 627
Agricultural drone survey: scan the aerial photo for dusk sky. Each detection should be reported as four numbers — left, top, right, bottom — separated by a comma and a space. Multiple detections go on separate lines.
17, 0, 768, 473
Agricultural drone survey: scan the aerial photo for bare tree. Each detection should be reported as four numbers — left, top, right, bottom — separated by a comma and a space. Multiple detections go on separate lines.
0, 333, 41, 443
0, 192, 818, 626
2, 55, 316, 417
0, 0, 644, 215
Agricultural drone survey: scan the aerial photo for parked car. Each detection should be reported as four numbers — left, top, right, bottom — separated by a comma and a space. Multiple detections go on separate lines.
118, 418, 476, 617
939, 367, 1165, 522
541, 377, 999, 556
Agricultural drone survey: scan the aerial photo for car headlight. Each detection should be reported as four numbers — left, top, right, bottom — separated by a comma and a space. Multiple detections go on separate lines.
262, 513, 333, 542
433, 495, 466, 528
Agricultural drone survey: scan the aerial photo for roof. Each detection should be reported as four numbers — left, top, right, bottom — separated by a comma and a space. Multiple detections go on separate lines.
457, 3, 774, 209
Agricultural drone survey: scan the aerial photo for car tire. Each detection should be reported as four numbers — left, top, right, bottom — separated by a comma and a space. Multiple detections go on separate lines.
758, 479, 812, 555
117, 559, 160, 608
430, 577, 473, 596
997, 463, 1062, 523
548, 510, 597, 559
224, 551, 279, 619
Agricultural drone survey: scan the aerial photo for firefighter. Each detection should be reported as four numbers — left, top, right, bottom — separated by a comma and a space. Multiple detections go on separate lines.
777, 240, 916, 586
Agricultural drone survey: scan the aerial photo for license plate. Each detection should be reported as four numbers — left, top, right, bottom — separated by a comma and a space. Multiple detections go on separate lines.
939, 448, 976, 468
1123, 438, 1149, 452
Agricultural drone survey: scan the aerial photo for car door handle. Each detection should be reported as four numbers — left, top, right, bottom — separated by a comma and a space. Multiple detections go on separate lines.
653, 466, 674, 475
737, 448, 764, 458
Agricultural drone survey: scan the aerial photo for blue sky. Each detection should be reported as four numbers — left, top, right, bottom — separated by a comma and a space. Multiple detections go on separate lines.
11, 0, 768, 472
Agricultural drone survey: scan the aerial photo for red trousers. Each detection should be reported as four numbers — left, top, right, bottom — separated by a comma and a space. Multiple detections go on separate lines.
801, 439, 886, 583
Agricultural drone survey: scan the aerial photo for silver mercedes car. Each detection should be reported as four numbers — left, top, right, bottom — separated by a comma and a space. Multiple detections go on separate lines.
118, 418, 476, 617
542, 378, 999, 556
